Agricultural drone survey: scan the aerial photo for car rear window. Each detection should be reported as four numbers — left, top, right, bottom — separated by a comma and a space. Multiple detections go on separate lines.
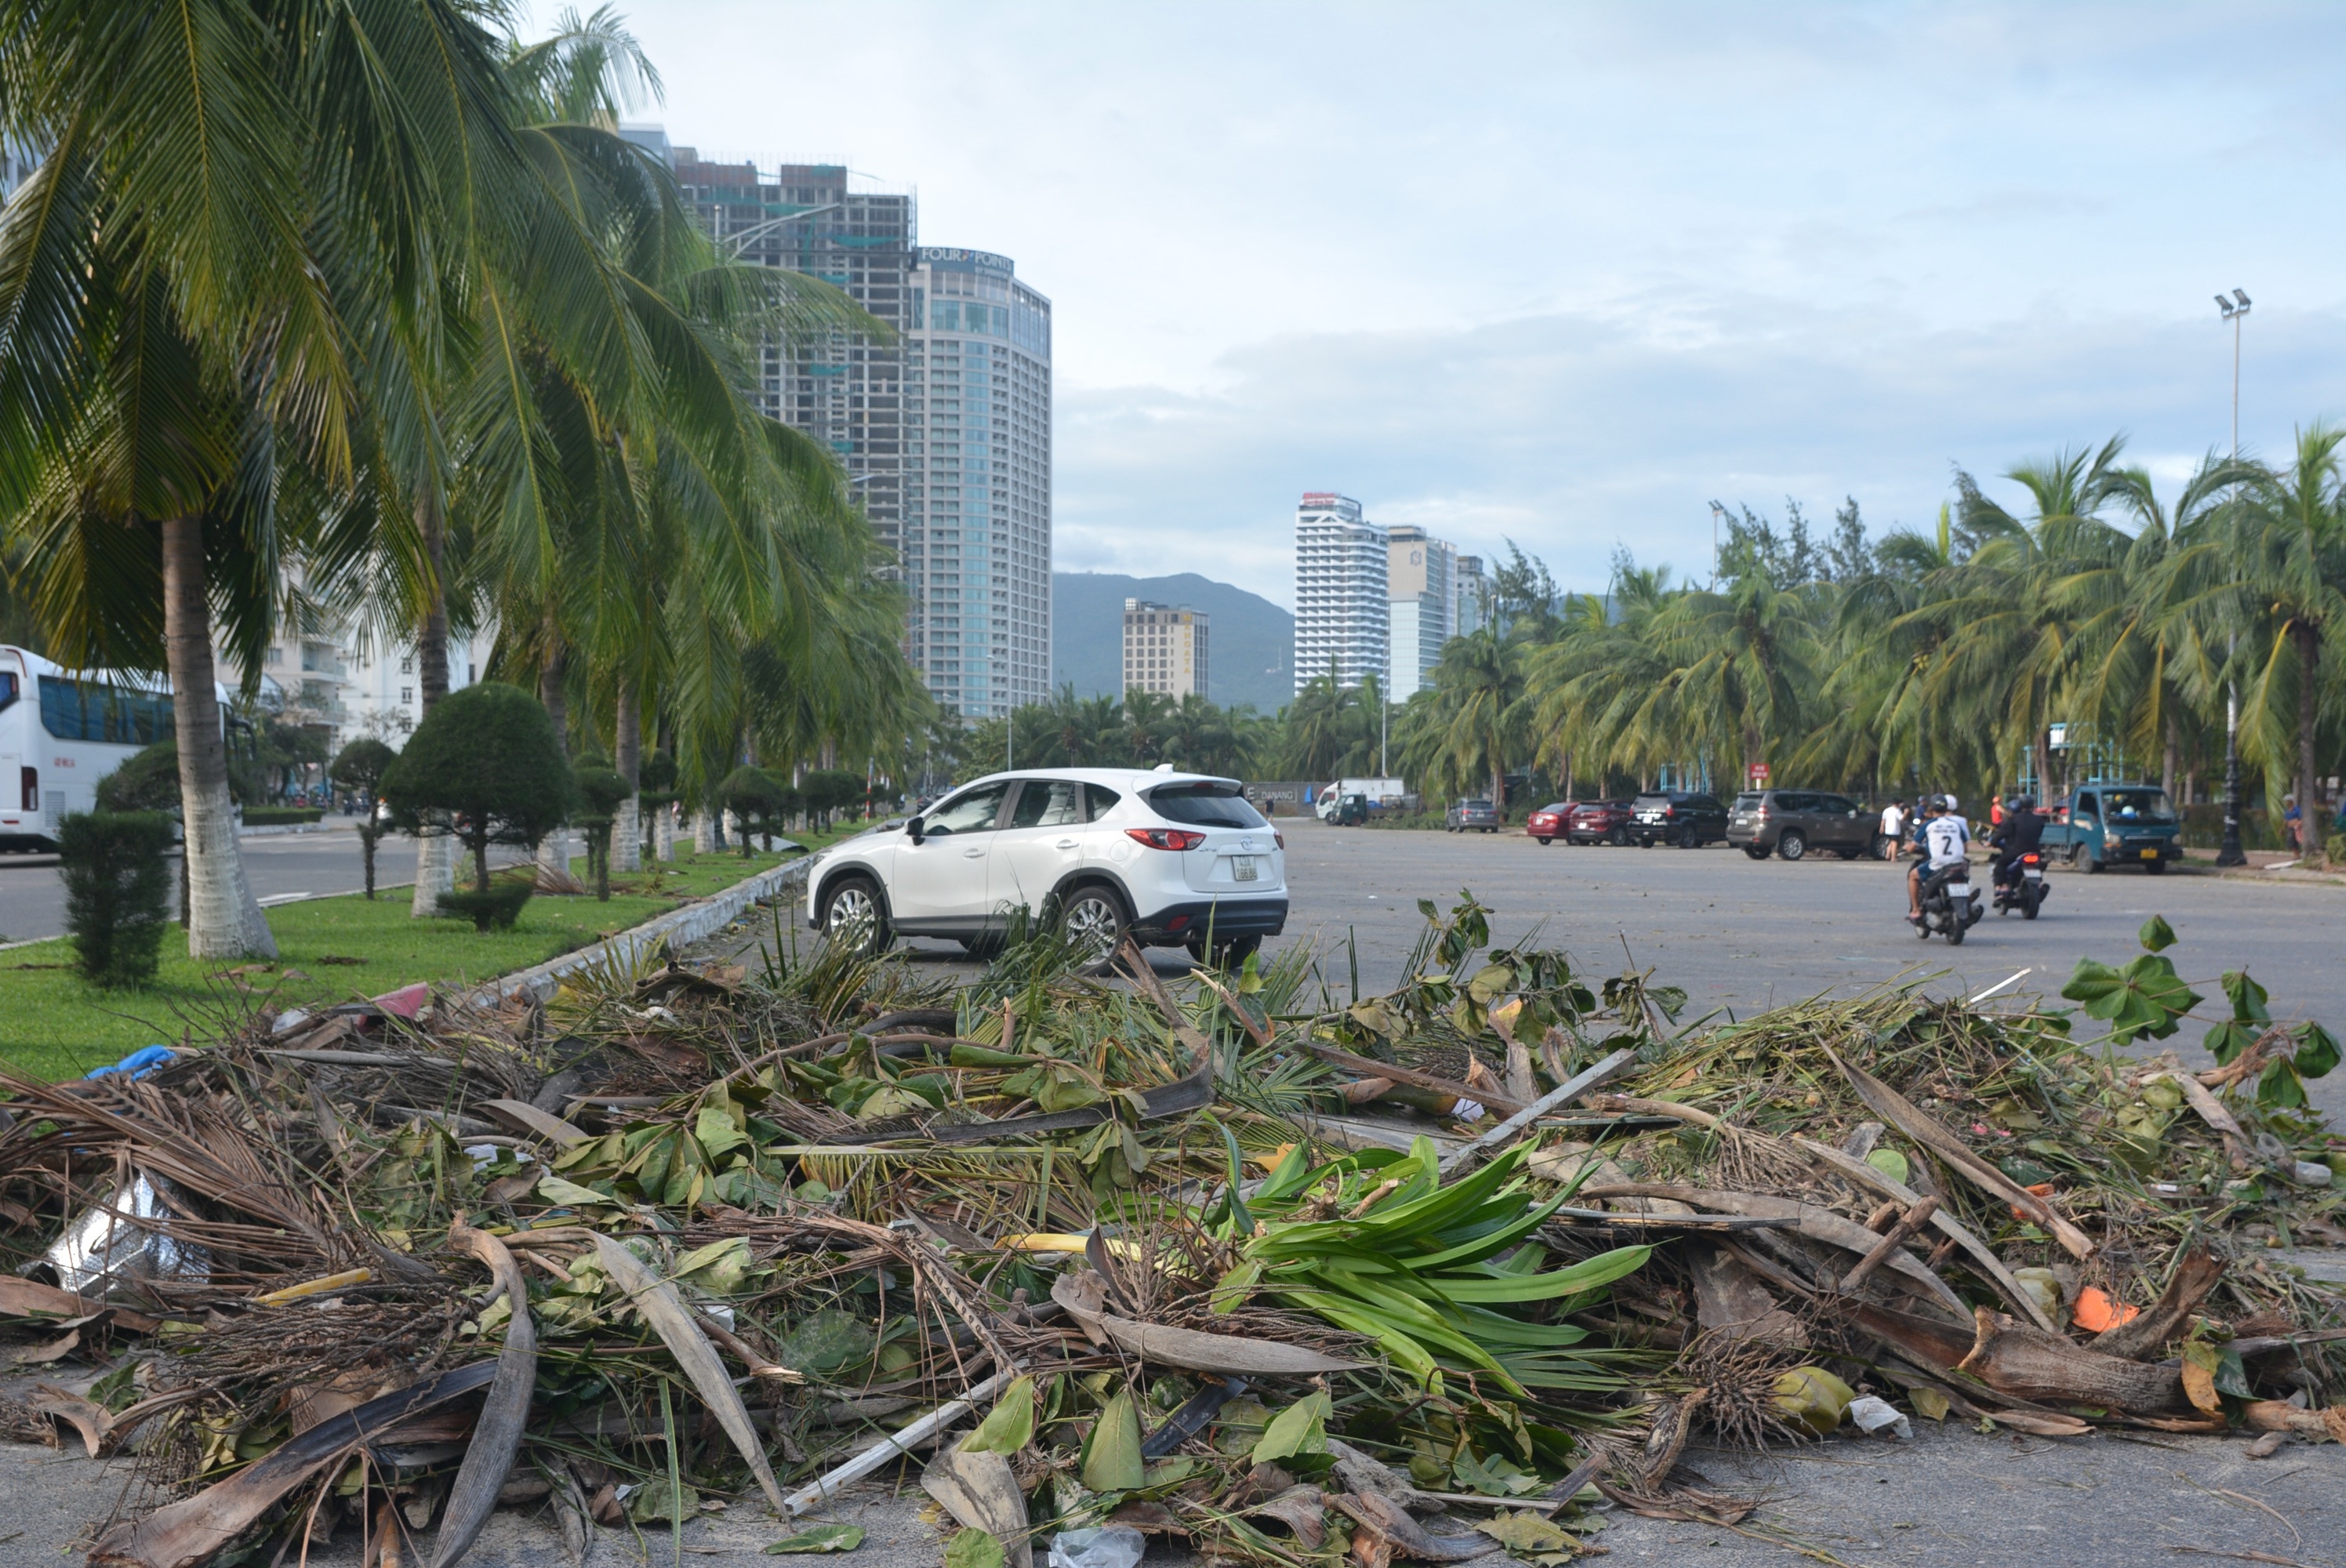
1734, 794, 1761, 810
1147, 782, 1266, 829
1634, 794, 1669, 809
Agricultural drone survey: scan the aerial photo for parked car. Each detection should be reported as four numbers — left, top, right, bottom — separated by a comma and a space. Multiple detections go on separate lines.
1631, 791, 1728, 848
2039, 782, 2181, 873
1446, 798, 1502, 833
1330, 793, 1370, 826
1563, 800, 1636, 845
1525, 802, 1567, 844
1727, 789, 1876, 861
804, 768, 1288, 967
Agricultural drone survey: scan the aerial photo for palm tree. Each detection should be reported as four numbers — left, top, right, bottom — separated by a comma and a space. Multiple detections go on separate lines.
2230, 426, 2346, 830
0, 0, 555, 955
1425, 626, 1527, 807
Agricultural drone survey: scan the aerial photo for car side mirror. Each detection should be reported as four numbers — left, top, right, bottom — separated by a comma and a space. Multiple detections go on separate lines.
906, 816, 924, 844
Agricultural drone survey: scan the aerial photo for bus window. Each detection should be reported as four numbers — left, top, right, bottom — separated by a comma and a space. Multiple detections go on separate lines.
0, 671, 17, 713
38, 675, 172, 743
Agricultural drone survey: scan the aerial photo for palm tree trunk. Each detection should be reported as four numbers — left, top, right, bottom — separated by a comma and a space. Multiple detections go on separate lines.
612, 677, 642, 873
534, 641, 573, 881
410, 493, 458, 916
2162, 717, 2178, 801
2297, 622, 2321, 849
162, 516, 277, 959
692, 808, 716, 854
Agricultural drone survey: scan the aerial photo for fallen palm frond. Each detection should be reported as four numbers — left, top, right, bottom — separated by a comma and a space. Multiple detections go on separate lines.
0, 893, 2337, 1568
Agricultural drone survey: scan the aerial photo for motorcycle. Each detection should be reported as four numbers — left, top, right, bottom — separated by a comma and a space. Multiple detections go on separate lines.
1916, 861, 1983, 944
1993, 850, 2047, 919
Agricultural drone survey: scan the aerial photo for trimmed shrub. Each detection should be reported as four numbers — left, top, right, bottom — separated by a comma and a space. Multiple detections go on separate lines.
717, 765, 788, 855
330, 737, 399, 898
572, 759, 633, 901
58, 811, 175, 987
801, 768, 866, 828
436, 881, 537, 932
242, 806, 324, 826
380, 682, 573, 901
96, 741, 182, 814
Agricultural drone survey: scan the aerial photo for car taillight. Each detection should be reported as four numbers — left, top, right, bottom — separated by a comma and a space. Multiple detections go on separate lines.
1127, 827, 1206, 851
1756, 805, 1768, 819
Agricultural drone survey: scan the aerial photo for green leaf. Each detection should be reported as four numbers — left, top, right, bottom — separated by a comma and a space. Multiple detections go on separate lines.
2290, 1022, 2341, 1080
1865, 1148, 1911, 1185
1251, 1392, 1331, 1464
2221, 968, 2270, 1024
536, 1174, 619, 1210
1219, 1126, 1254, 1235
959, 1375, 1034, 1454
940, 1530, 1001, 1568
767, 1525, 866, 1554
2137, 914, 2177, 953
2203, 1020, 2258, 1067
2060, 954, 2202, 1044
2256, 1058, 2308, 1109
1081, 1390, 1145, 1493
695, 1102, 748, 1156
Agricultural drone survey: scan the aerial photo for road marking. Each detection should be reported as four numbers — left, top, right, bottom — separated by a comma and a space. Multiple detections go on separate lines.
256, 891, 314, 907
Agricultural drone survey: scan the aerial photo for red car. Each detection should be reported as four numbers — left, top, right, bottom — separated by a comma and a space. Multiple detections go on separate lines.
1526, 803, 1567, 844
1566, 800, 1636, 845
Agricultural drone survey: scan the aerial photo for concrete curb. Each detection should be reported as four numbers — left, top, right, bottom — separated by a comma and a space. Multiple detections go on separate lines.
465, 855, 815, 1009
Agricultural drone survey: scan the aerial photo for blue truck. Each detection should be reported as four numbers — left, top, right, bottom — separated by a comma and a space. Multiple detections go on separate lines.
2038, 782, 2183, 873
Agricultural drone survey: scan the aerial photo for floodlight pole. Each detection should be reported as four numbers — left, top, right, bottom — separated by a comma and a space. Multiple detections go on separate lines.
2216, 290, 2250, 868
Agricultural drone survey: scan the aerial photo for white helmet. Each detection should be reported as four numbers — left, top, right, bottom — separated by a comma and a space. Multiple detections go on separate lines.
1943, 794, 1960, 811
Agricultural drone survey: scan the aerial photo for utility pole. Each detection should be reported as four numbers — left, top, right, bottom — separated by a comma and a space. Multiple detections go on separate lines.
2216, 289, 2251, 868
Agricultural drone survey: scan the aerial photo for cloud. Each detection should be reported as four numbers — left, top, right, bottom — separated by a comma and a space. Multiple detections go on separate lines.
1057, 299, 2346, 602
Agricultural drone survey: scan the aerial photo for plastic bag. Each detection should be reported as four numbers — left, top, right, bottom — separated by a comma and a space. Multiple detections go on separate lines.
1045, 1525, 1146, 1568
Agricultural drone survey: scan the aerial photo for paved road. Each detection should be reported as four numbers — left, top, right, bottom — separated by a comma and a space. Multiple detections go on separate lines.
1266, 816, 2346, 1120
817, 815, 2346, 1121
0, 826, 541, 944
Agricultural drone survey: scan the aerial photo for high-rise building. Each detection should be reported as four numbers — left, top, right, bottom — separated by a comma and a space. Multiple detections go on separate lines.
906, 248, 1053, 717
1122, 601, 1208, 699
637, 127, 1052, 720
1455, 554, 1491, 637
1293, 493, 1388, 693
1386, 526, 1458, 701
0, 139, 31, 201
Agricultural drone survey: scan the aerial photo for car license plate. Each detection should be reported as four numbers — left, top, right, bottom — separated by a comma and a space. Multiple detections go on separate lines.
1233, 855, 1258, 882
2140, 848, 2158, 860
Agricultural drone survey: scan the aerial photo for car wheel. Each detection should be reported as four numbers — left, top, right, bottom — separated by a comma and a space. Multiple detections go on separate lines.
819, 876, 892, 957
1608, 826, 1628, 846
1186, 932, 1262, 969
1777, 830, 1807, 862
1536, 836, 1553, 846
1679, 825, 1700, 848
1742, 845, 1769, 860
1055, 884, 1128, 969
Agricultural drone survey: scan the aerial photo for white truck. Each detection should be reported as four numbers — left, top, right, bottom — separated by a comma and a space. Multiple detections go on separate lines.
1313, 777, 1410, 822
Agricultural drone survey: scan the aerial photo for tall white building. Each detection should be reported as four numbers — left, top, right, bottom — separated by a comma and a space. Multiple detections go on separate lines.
906, 247, 1053, 717
1293, 493, 1388, 693
1386, 526, 1458, 701
644, 128, 1054, 721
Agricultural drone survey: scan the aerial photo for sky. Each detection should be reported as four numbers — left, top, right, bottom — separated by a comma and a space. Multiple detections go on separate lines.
596, 1, 2346, 607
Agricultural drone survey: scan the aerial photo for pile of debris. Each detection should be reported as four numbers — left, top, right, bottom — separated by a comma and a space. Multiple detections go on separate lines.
0, 898, 2338, 1568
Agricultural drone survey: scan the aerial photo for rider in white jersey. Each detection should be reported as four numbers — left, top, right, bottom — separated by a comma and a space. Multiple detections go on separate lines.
1906, 797, 1969, 922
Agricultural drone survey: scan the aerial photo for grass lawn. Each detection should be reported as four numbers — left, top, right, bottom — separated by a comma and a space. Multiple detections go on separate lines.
0, 842, 830, 1083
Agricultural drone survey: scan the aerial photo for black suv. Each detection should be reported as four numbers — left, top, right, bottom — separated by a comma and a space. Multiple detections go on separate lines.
1727, 789, 1873, 860
1630, 791, 1727, 848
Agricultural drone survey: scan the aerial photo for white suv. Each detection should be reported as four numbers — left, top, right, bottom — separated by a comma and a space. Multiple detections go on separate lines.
803, 768, 1288, 966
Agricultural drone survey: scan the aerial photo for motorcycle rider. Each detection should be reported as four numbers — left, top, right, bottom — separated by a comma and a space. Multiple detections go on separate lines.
1989, 794, 2044, 891
1906, 795, 1970, 924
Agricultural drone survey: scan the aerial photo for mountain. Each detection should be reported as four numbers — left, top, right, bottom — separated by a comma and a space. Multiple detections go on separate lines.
1051, 572, 1293, 713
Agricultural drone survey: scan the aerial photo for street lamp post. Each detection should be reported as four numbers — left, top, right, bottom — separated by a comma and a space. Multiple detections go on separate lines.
2215, 289, 2251, 868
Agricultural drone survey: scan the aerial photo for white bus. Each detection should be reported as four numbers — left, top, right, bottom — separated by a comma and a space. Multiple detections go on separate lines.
0, 645, 227, 852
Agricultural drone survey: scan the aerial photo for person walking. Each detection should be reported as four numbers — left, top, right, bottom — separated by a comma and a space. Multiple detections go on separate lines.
1879, 798, 1907, 862
2283, 795, 2304, 854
